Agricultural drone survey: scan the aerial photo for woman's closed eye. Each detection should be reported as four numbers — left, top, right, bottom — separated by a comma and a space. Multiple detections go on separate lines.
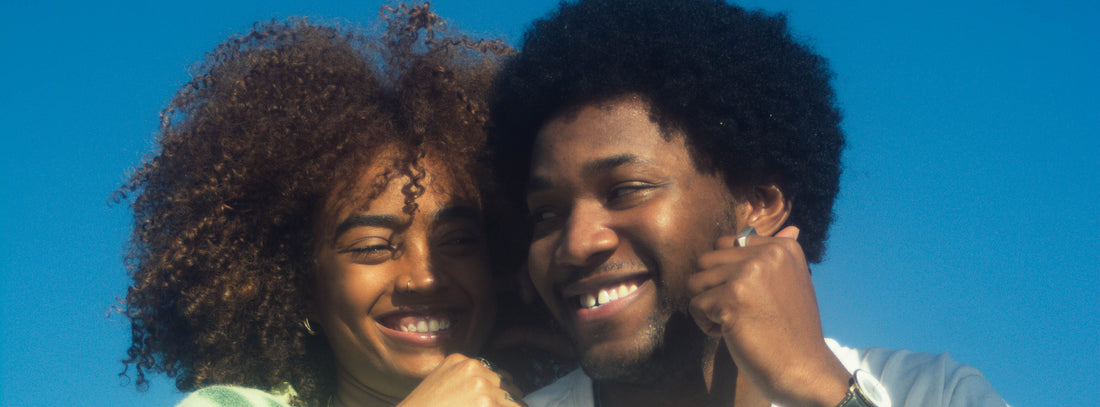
339, 237, 396, 264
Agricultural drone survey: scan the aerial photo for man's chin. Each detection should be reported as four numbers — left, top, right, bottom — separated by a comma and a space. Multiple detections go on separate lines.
579, 342, 655, 383
575, 312, 711, 385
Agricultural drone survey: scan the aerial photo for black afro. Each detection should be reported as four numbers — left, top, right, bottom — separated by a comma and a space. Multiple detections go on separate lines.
490, 0, 844, 263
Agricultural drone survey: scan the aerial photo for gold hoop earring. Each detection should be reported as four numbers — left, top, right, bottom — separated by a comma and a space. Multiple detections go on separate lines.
302, 319, 317, 336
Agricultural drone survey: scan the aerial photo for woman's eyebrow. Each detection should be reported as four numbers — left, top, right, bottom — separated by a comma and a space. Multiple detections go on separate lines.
333, 214, 401, 240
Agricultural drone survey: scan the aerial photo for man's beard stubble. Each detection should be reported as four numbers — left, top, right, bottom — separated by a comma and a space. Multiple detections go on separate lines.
576, 205, 736, 386
577, 285, 719, 387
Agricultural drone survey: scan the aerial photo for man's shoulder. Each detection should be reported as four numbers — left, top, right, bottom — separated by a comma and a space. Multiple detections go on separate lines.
524, 369, 595, 407
826, 338, 1008, 407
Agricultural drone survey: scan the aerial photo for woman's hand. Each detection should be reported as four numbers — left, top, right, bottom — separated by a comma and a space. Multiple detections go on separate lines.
398, 354, 526, 407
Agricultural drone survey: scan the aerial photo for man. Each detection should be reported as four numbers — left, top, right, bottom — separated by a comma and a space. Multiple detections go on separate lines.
489, 0, 1007, 406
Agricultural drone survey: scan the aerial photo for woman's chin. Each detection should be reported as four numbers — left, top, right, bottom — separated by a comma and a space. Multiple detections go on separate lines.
388, 350, 450, 380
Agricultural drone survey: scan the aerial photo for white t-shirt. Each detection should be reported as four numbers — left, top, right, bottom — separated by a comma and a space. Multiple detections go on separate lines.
525, 338, 1007, 407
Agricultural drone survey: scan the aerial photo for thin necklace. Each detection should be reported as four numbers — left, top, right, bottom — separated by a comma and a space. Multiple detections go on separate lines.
593, 381, 603, 407
328, 384, 403, 407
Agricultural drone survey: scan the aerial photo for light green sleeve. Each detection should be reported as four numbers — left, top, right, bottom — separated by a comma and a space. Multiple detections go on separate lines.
176, 385, 294, 407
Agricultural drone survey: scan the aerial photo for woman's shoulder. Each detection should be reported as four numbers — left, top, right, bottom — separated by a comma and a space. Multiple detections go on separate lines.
176, 385, 295, 407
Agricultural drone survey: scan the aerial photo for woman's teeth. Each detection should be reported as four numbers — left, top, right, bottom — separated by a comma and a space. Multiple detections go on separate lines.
579, 283, 639, 309
399, 317, 451, 333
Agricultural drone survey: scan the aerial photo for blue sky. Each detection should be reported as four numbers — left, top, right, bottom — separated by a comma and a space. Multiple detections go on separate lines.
1, 1, 1096, 406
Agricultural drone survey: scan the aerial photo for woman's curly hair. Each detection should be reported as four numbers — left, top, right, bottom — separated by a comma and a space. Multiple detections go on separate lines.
118, 5, 510, 405
490, 0, 844, 263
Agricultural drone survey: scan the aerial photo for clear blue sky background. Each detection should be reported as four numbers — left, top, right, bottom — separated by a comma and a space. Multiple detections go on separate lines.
1, 0, 1096, 405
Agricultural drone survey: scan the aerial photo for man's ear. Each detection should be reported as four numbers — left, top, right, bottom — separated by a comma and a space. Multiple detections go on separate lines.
743, 182, 791, 237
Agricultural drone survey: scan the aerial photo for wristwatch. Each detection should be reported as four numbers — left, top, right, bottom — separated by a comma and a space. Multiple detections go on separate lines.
836, 369, 891, 407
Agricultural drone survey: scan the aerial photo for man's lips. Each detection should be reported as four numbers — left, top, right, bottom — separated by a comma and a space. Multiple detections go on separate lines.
562, 274, 651, 311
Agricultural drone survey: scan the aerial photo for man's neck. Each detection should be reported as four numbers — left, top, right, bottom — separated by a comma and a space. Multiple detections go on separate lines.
595, 344, 770, 407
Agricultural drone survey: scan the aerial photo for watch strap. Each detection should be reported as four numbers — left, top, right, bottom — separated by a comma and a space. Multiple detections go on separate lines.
835, 377, 875, 407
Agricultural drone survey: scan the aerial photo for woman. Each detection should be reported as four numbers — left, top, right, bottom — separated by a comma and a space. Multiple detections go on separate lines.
119, 5, 523, 406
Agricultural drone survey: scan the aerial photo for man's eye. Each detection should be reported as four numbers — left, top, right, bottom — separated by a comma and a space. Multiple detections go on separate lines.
529, 208, 559, 224
608, 183, 654, 201
436, 230, 484, 257
440, 231, 481, 247
527, 207, 564, 237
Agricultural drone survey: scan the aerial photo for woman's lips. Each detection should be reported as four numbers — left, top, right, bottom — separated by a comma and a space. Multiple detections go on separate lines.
377, 311, 459, 346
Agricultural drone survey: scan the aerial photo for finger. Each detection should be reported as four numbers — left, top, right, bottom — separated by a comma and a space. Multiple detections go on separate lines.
428, 353, 470, 377
501, 381, 526, 405
502, 390, 529, 407
497, 368, 517, 387
687, 266, 735, 296
688, 291, 724, 336
714, 234, 739, 249
473, 357, 507, 389
696, 243, 753, 271
476, 357, 499, 373
715, 226, 759, 249
774, 225, 800, 240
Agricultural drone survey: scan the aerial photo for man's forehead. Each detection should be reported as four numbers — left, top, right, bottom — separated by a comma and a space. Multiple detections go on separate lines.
534, 97, 665, 151
527, 98, 701, 193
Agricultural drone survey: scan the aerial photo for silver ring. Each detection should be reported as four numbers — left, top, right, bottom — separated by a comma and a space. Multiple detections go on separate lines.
735, 226, 756, 247
476, 357, 497, 371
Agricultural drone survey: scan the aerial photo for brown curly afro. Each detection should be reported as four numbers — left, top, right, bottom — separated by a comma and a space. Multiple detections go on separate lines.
118, 5, 510, 405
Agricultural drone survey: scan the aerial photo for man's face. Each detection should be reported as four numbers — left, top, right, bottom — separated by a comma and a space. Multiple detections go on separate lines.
525, 95, 744, 382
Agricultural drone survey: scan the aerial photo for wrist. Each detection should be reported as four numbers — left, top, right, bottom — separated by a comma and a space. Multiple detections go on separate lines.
776, 361, 851, 407
809, 368, 857, 407
834, 370, 891, 407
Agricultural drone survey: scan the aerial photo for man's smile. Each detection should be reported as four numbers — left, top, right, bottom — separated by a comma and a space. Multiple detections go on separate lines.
577, 281, 639, 309
560, 273, 655, 322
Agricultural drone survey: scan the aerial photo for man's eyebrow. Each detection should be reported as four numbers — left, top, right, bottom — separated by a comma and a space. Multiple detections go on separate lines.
527, 153, 645, 195
333, 214, 400, 241
581, 154, 643, 176
527, 175, 552, 194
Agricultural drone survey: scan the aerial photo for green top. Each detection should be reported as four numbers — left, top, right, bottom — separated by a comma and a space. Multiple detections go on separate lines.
176, 384, 297, 407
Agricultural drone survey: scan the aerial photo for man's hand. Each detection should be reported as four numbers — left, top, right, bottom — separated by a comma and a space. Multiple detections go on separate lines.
687, 226, 852, 407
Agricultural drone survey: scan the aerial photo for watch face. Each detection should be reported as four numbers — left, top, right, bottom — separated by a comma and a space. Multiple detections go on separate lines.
854, 369, 892, 407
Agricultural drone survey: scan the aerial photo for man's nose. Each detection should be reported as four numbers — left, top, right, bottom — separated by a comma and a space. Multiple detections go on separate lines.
554, 201, 618, 268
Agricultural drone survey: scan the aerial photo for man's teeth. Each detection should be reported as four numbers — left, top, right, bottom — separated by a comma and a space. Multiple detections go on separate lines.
580, 283, 639, 309
400, 317, 451, 333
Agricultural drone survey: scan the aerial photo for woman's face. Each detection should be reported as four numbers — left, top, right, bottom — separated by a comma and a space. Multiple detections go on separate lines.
313, 155, 494, 395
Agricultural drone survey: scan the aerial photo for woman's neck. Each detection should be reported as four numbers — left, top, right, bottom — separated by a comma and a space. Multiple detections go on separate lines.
332, 365, 407, 407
